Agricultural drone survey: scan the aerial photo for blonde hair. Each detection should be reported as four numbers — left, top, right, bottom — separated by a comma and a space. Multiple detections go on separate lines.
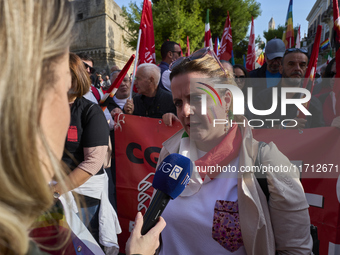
169, 52, 234, 81
169, 51, 239, 116
0, 0, 75, 254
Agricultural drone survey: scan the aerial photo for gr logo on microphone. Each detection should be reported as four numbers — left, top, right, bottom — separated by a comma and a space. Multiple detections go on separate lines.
159, 162, 183, 180
169, 165, 183, 180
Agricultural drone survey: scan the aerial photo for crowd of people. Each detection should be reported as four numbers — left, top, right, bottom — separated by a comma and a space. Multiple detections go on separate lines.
1, 0, 340, 255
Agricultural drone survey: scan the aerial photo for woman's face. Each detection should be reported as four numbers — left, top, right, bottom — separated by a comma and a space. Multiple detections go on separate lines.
171, 72, 231, 146
234, 67, 246, 90
40, 51, 71, 179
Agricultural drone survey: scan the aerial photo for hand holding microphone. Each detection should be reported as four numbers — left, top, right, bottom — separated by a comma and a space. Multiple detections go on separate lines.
141, 153, 192, 235
126, 212, 166, 255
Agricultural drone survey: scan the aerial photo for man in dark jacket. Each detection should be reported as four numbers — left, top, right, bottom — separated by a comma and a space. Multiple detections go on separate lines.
249, 38, 286, 98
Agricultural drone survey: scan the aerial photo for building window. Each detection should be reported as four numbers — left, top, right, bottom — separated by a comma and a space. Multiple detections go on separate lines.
325, 31, 330, 40
114, 14, 116, 21
314, 20, 317, 33
77, 13, 83, 20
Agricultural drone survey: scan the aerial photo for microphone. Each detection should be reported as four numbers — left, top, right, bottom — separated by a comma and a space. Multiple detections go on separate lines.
141, 153, 192, 235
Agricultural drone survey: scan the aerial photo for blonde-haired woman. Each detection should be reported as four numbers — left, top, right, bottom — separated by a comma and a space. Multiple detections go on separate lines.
159, 47, 312, 254
0, 0, 164, 254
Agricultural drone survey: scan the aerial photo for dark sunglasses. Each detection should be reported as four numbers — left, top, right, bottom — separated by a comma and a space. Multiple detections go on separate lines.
284, 48, 308, 56
234, 75, 245, 79
169, 47, 226, 75
171, 50, 182, 56
83, 62, 95, 74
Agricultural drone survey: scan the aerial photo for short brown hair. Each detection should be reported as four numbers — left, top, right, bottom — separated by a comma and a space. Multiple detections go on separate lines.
69, 53, 91, 100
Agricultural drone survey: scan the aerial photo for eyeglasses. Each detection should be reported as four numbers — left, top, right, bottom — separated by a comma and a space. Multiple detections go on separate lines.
171, 51, 182, 56
83, 62, 95, 74
284, 48, 308, 57
169, 47, 226, 76
234, 75, 245, 79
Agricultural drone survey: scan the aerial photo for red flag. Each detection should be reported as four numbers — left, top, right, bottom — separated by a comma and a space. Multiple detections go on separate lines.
246, 17, 255, 72
204, 9, 213, 50
218, 11, 233, 61
297, 25, 322, 118
186, 36, 190, 56
334, 50, 340, 116
214, 37, 218, 55
178, 43, 183, 57
138, 0, 155, 64
333, 0, 340, 46
100, 54, 135, 111
333, 0, 340, 116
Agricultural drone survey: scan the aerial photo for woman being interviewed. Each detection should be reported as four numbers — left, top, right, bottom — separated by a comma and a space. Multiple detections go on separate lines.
159, 48, 312, 254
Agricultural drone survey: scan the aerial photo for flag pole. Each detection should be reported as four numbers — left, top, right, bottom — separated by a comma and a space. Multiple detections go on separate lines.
100, 54, 135, 112
129, 29, 142, 99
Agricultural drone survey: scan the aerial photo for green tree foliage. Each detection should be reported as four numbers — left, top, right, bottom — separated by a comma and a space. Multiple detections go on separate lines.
152, 0, 204, 60
120, 0, 204, 61
120, 0, 261, 62
120, 2, 142, 51
263, 24, 299, 43
194, 0, 261, 44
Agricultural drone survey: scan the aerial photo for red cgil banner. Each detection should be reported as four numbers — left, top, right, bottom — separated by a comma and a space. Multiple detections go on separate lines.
115, 114, 340, 254
114, 114, 182, 253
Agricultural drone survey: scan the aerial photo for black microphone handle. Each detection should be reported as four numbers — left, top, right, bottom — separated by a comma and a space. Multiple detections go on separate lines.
141, 190, 170, 235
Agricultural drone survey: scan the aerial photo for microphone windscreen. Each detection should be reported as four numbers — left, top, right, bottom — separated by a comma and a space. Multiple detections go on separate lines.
153, 153, 192, 199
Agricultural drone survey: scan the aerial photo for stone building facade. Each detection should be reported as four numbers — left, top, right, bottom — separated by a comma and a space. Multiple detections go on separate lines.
70, 0, 134, 75
306, 0, 335, 65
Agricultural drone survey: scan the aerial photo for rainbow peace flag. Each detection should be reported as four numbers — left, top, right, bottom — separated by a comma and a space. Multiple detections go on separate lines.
214, 37, 220, 55
29, 200, 95, 255
256, 48, 265, 66
321, 38, 330, 50
282, 0, 294, 49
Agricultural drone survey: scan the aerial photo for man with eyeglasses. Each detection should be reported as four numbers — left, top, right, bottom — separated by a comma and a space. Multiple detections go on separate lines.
158, 41, 181, 91
249, 38, 286, 97
251, 48, 324, 129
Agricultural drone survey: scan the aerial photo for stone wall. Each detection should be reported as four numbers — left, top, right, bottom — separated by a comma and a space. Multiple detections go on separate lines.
70, 0, 135, 75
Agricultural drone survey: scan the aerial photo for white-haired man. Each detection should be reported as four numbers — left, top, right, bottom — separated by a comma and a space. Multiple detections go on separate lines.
124, 63, 176, 118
